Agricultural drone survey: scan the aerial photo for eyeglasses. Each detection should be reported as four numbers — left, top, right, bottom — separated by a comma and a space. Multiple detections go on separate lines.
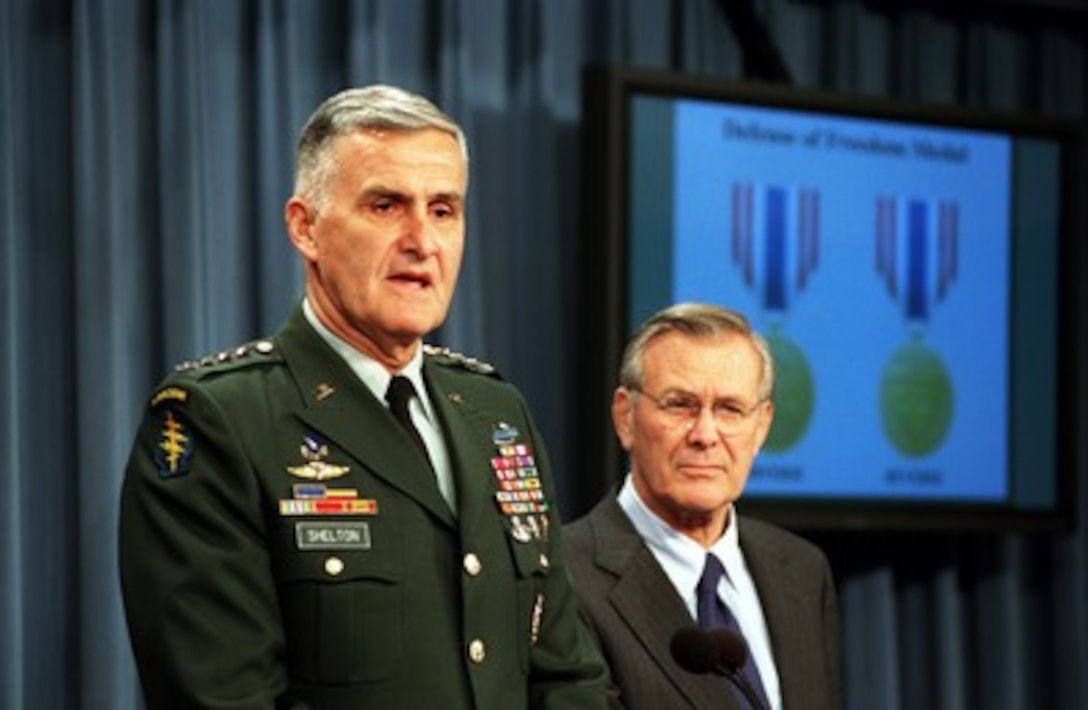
629, 386, 766, 437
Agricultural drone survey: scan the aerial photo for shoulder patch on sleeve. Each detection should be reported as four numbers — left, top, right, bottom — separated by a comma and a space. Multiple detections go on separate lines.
149, 388, 195, 478
174, 339, 277, 373
423, 344, 501, 378
150, 386, 189, 408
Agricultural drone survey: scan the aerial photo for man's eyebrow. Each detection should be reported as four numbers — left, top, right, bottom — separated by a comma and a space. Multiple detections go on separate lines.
358, 186, 463, 203
429, 190, 464, 203
359, 185, 404, 200
661, 388, 749, 403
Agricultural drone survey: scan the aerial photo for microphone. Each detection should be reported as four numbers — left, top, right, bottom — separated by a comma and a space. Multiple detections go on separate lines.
669, 626, 720, 674
706, 628, 748, 673
670, 627, 768, 710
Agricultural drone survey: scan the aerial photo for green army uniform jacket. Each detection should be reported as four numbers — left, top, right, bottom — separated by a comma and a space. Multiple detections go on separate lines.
119, 305, 610, 709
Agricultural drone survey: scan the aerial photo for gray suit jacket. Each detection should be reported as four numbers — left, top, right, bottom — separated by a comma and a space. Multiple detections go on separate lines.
562, 496, 841, 710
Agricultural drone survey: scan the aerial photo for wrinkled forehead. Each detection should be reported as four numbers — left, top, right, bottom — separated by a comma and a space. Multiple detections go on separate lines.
641, 330, 765, 396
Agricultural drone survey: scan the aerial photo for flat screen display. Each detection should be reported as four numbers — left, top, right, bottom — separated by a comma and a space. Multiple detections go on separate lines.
579, 65, 1080, 531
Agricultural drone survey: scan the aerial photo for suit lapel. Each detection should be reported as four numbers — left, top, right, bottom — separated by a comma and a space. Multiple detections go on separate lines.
275, 309, 455, 529
593, 499, 735, 709
741, 520, 808, 709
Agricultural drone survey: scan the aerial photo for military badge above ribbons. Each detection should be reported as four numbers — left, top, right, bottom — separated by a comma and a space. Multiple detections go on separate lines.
280, 435, 378, 552
490, 422, 550, 543
286, 434, 350, 481
280, 434, 379, 516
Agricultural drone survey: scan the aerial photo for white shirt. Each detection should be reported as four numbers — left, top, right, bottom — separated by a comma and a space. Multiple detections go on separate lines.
618, 475, 782, 709
302, 299, 457, 510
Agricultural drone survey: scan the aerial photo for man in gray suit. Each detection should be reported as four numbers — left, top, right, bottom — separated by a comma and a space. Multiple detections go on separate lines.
563, 303, 841, 710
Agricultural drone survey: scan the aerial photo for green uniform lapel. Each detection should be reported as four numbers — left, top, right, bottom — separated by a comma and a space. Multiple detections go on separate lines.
424, 362, 501, 536
276, 307, 456, 529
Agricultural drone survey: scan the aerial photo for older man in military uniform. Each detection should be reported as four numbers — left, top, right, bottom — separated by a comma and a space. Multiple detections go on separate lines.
119, 85, 610, 709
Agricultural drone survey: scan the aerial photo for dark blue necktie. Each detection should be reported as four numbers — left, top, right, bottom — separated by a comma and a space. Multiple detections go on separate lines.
696, 553, 771, 710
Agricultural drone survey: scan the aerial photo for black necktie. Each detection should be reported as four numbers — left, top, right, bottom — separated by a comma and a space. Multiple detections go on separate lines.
385, 376, 433, 470
696, 553, 771, 710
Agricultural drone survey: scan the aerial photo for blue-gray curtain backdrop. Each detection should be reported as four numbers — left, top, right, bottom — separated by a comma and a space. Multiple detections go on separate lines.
2, 0, 1085, 708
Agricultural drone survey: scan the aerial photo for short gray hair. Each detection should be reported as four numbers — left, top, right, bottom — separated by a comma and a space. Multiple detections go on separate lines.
618, 302, 774, 401
294, 85, 468, 209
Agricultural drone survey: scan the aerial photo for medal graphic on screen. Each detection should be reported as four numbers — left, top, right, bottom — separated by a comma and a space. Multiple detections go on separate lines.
731, 182, 818, 452
875, 196, 957, 457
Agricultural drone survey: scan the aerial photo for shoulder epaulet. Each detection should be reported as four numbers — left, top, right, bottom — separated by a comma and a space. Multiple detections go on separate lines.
423, 344, 500, 377
173, 339, 278, 373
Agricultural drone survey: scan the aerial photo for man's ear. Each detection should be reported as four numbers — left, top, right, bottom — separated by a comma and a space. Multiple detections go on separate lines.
284, 196, 318, 261
751, 399, 775, 456
612, 387, 635, 452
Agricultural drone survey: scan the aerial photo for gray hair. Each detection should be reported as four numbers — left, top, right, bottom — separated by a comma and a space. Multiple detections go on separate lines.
618, 302, 775, 401
294, 85, 469, 209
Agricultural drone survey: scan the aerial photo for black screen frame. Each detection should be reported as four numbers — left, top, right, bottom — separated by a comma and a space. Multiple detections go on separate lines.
578, 64, 1081, 533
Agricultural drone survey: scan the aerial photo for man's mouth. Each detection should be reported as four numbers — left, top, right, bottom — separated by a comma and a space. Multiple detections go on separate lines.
389, 270, 433, 289
676, 462, 725, 477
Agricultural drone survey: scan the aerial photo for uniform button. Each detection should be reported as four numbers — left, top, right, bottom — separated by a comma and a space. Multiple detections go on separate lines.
539, 553, 550, 569
324, 556, 345, 576
468, 638, 486, 664
463, 553, 482, 576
